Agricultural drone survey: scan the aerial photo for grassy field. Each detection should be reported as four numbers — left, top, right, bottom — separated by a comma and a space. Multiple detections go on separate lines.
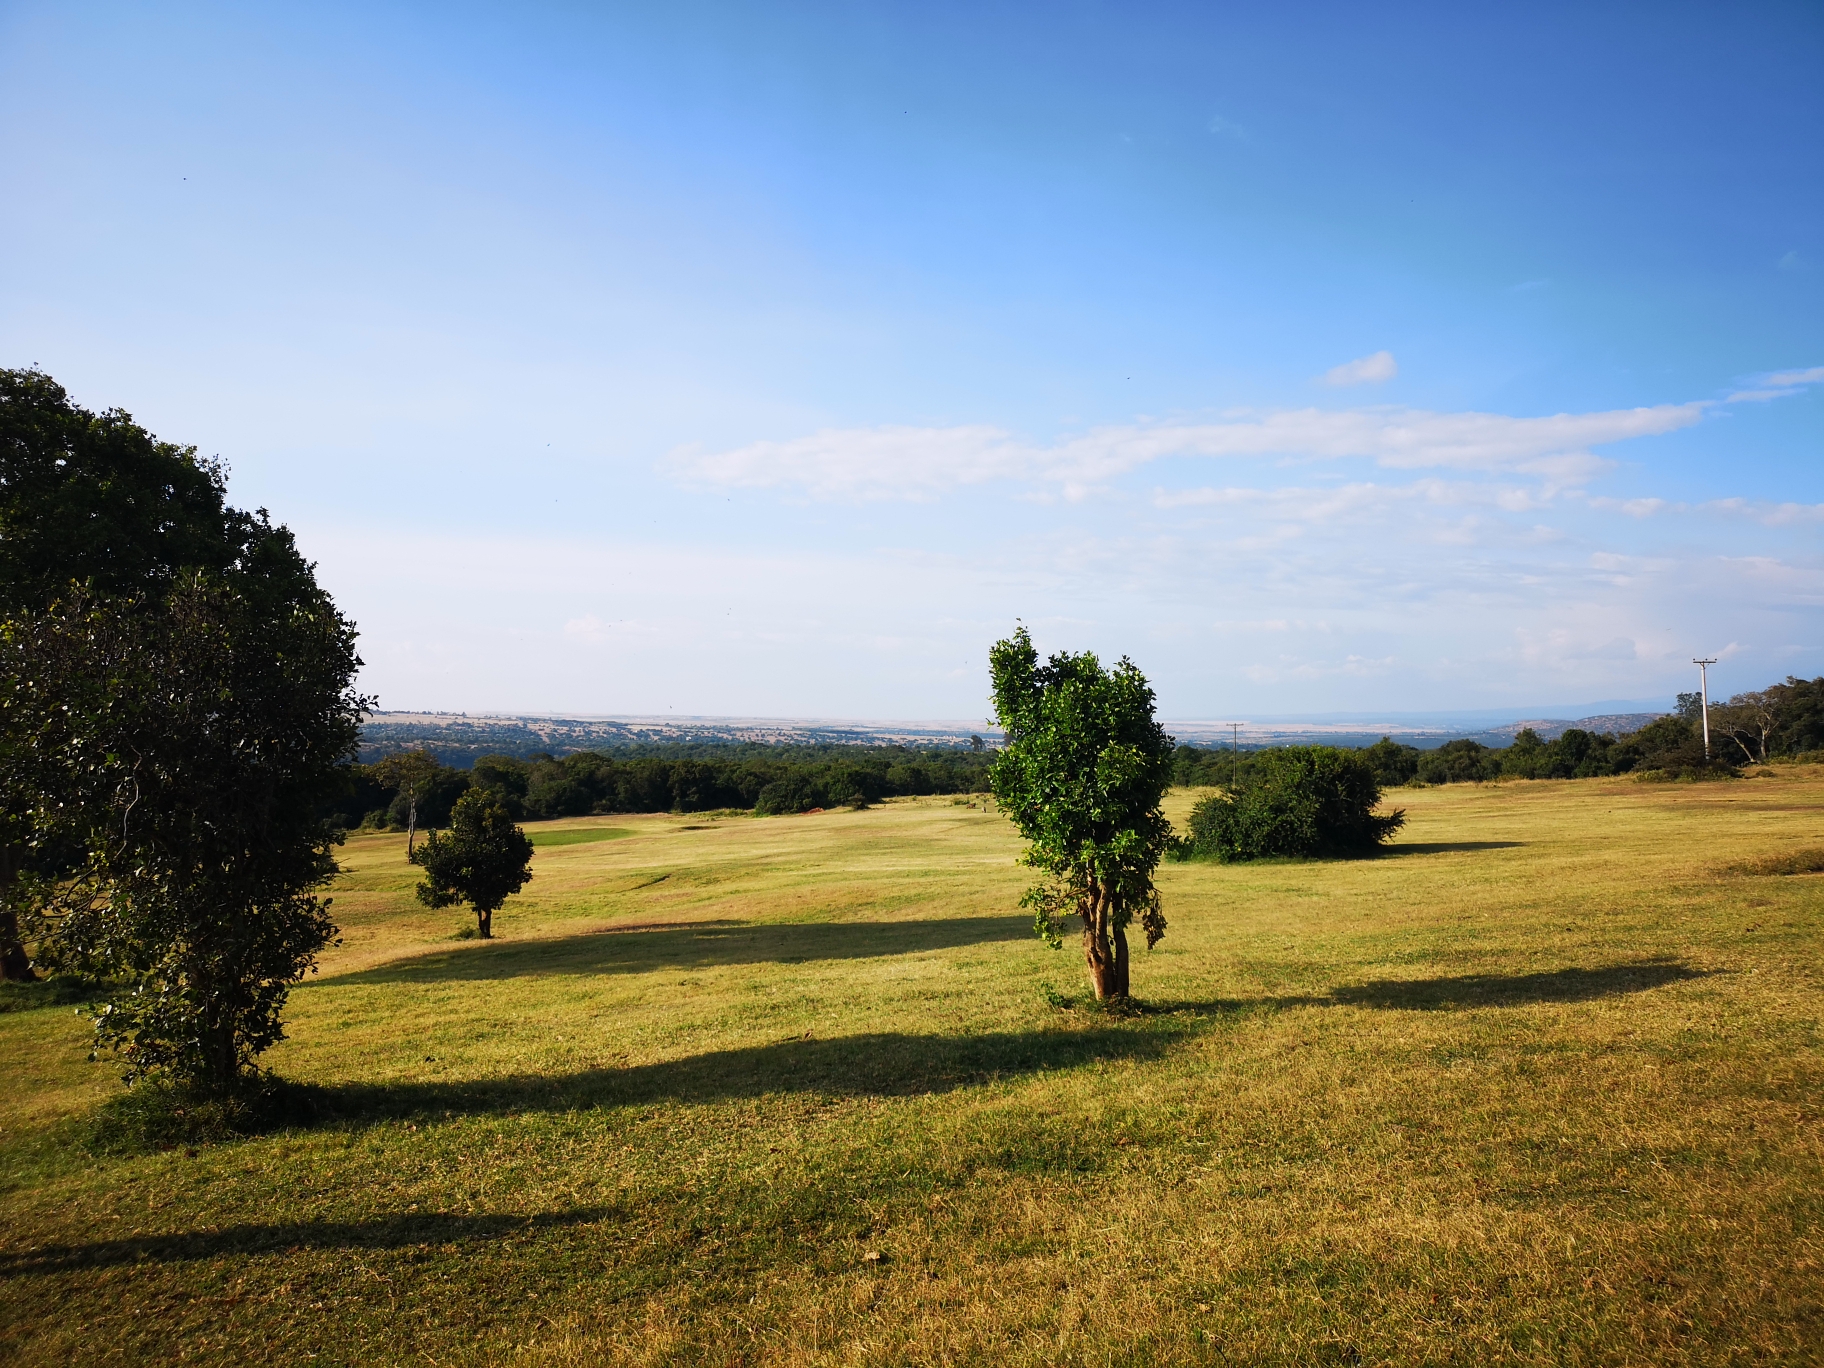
1, 772, 1821, 1365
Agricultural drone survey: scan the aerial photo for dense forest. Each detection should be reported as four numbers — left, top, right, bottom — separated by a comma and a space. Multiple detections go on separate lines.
328, 743, 997, 828
336, 676, 1824, 831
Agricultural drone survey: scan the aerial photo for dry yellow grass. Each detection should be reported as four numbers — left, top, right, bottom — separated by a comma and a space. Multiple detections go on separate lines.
1, 772, 1820, 1365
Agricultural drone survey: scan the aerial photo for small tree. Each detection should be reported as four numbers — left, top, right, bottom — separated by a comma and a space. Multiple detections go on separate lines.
373, 749, 443, 852
410, 790, 534, 938
988, 628, 1173, 1002
1181, 746, 1403, 861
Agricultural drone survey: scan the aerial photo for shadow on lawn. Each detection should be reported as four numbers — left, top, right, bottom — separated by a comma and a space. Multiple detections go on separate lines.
279, 1023, 1185, 1128
0, 1207, 615, 1276
1166, 959, 1713, 1015
325, 915, 1033, 986
1376, 841, 1525, 856
1332, 960, 1712, 1009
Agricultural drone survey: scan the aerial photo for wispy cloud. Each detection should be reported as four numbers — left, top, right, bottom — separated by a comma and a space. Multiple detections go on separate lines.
1725, 365, 1824, 403
1704, 497, 1824, 526
1320, 350, 1398, 386
671, 401, 1705, 501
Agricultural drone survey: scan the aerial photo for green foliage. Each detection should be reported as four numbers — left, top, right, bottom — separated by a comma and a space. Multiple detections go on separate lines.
409, 790, 534, 938
1708, 677, 1824, 764
462, 746, 993, 819
0, 368, 235, 611
7, 567, 364, 1095
1360, 736, 1422, 786
1417, 738, 1502, 784
988, 627, 1173, 1001
0, 370, 367, 1091
1769, 677, 1824, 755
1180, 745, 1404, 862
0, 369, 258, 982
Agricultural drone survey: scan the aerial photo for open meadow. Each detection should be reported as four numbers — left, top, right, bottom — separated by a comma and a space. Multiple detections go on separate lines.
2, 772, 1821, 1365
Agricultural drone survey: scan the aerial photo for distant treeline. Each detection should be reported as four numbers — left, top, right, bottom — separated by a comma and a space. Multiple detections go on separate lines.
1173, 675, 1823, 790
329, 743, 995, 828
335, 676, 1824, 829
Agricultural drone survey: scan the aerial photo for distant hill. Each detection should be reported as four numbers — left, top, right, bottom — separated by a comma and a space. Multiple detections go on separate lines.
1477, 713, 1667, 743
361, 708, 1674, 766
359, 712, 999, 766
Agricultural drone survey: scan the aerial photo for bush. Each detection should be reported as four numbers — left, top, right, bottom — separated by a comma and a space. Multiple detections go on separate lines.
1179, 746, 1404, 861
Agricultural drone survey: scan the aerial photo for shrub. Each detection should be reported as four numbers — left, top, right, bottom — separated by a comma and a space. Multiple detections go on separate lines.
1180, 746, 1404, 861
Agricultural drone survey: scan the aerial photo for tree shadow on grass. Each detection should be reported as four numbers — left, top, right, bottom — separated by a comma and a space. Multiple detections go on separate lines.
280, 1023, 1184, 1127
0, 1207, 616, 1277
323, 916, 1034, 986
1331, 960, 1714, 1009
48, 1018, 1155, 1154
1164, 959, 1714, 1015
1374, 841, 1525, 857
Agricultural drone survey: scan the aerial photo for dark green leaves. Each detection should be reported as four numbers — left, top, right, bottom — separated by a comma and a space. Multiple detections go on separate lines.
1180, 746, 1404, 862
410, 790, 534, 933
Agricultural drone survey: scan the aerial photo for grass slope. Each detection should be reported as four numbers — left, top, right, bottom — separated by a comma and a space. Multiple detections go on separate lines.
1, 778, 1821, 1366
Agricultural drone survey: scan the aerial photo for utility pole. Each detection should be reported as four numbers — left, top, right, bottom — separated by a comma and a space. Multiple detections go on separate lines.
1693, 658, 1717, 760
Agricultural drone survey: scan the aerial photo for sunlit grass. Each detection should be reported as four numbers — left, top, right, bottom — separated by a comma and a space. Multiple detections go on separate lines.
1, 773, 1820, 1365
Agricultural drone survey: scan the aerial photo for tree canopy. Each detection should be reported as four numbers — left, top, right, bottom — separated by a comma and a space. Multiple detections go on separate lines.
988, 627, 1173, 1002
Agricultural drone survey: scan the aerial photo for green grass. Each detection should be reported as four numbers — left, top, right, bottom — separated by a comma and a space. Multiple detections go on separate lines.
2, 778, 1821, 1365
527, 825, 636, 848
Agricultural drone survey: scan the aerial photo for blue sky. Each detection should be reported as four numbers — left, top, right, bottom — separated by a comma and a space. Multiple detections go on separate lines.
4, 1, 1820, 719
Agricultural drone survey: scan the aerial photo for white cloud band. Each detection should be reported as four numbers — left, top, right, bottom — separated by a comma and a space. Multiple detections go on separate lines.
669, 401, 1707, 501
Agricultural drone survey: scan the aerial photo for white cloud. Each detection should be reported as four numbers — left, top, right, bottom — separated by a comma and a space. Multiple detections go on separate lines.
1766, 366, 1824, 387
1725, 365, 1824, 402
669, 424, 1027, 501
1705, 498, 1824, 526
1320, 350, 1398, 386
674, 401, 1706, 501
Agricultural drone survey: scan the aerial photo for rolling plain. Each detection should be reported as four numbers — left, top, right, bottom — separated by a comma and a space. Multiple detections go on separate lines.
1, 771, 1820, 1365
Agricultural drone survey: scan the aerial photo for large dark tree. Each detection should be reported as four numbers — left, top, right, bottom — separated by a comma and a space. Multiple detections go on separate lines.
410, 789, 534, 939
1, 368, 247, 981
0, 369, 367, 1096
0, 368, 235, 604
13, 571, 364, 1093
988, 627, 1173, 1002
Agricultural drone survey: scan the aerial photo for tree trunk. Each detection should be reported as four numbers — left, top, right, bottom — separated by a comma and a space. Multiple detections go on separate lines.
477, 907, 492, 939
406, 792, 418, 855
1081, 880, 1127, 1001
0, 844, 37, 982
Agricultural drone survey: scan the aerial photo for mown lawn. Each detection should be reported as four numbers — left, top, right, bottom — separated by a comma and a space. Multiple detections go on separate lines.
1, 773, 1820, 1365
